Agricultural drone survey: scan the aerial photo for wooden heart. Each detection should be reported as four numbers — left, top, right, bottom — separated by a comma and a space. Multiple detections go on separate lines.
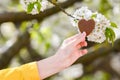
78, 19, 95, 36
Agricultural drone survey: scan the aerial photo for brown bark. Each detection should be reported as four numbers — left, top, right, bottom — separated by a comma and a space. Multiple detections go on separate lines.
0, 0, 83, 69
75, 39, 120, 65
0, 31, 30, 69
0, 0, 82, 24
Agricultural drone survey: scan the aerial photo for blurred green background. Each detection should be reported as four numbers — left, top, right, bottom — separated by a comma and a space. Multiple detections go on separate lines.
0, 0, 120, 80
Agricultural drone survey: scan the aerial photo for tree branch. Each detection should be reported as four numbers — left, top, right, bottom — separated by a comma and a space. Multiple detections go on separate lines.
1, 0, 119, 71
75, 39, 120, 65
78, 54, 120, 80
0, 31, 30, 69
48, 0, 78, 19
26, 42, 44, 61
0, 0, 82, 24
0, 0, 82, 69
18, 44, 44, 64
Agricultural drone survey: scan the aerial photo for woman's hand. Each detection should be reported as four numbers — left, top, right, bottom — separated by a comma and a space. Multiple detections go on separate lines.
55, 32, 87, 68
37, 32, 88, 79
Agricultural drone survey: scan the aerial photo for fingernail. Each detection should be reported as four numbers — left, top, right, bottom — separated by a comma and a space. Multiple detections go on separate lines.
82, 32, 86, 36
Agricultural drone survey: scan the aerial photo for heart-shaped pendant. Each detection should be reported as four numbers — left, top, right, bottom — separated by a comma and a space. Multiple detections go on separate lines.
78, 19, 95, 36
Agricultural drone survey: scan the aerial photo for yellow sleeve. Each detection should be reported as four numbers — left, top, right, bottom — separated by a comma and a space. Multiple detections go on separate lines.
0, 62, 41, 80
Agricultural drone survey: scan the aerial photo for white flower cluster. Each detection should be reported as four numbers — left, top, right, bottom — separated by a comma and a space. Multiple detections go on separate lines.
20, 0, 48, 15
71, 7, 110, 43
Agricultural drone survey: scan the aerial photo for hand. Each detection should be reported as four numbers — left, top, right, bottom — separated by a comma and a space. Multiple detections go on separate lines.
37, 32, 88, 79
55, 32, 87, 68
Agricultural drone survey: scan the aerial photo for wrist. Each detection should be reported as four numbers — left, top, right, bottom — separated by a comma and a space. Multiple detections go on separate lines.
37, 55, 65, 79
51, 54, 66, 71
55, 51, 70, 69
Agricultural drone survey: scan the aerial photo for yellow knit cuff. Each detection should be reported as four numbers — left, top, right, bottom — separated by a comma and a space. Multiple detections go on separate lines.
19, 62, 40, 80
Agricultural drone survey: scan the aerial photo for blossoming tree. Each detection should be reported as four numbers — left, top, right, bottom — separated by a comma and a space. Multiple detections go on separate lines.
0, 0, 120, 80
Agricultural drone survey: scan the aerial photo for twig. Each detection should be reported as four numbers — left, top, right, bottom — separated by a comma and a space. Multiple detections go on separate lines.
48, 0, 79, 20
0, 0, 81, 23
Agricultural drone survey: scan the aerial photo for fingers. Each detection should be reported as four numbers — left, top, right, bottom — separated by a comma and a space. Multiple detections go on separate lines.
73, 49, 88, 62
66, 33, 81, 42
76, 41, 87, 49
72, 32, 86, 46
77, 49, 88, 57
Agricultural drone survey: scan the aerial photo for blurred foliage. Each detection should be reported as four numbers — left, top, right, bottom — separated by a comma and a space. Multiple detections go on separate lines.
80, 71, 110, 80
98, 0, 112, 16
0, 0, 120, 80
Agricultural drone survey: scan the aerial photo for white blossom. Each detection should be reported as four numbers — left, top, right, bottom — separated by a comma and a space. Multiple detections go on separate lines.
71, 7, 111, 43
40, 0, 48, 11
71, 7, 92, 27
20, 0, 48, 15
87, 13, 110, 43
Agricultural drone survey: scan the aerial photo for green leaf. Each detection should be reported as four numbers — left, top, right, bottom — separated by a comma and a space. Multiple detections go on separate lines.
91, 14, 97, 19
45, 42, 51, 52
110, 22, 118, 28
74, 19, 78, 23
34, 2, 41, 12
27, 3, 34, 13
52, 0, 57, 3
38, 0, 42, 2
20, 22, 28, 31
105, 27, 116, 45
33, 22, 40, 30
